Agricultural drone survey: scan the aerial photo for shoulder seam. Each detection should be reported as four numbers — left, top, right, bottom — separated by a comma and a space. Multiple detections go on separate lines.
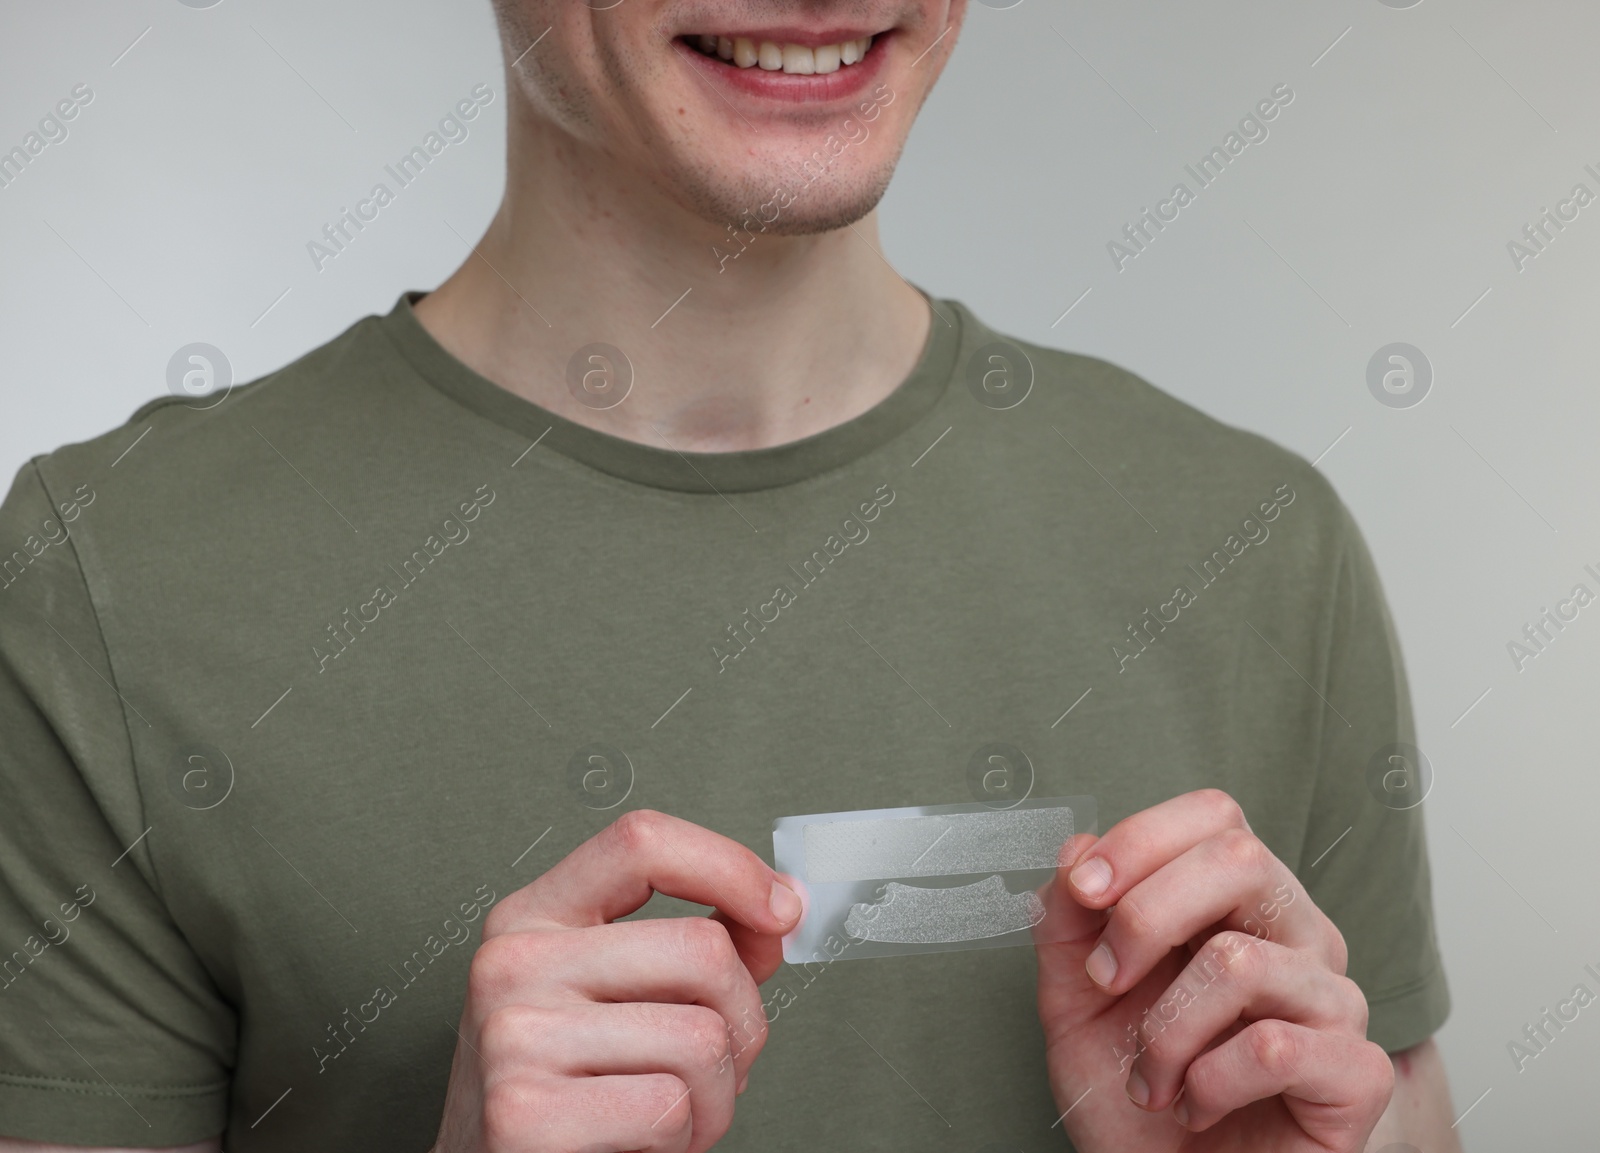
1295, 497, 1356, 872
26, 459, 161, 899
127, 394, 197, 424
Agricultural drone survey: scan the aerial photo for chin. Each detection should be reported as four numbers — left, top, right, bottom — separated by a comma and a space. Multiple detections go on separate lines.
660, 140, 904, 237
754, 179, 895, 236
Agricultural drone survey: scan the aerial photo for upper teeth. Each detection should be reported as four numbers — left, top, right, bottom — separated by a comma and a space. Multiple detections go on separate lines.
694, 34, 873, 74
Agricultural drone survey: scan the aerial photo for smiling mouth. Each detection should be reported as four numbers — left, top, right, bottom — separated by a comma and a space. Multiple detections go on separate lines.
681, 32, 877, 75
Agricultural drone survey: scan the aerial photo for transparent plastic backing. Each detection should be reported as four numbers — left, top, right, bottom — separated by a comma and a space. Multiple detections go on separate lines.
772, 796, 1097, 963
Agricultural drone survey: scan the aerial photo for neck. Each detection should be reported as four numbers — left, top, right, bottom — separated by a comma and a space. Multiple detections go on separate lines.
413, 97, 931, 454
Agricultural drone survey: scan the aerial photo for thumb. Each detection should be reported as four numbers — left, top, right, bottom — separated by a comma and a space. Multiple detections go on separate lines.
711, 871, 803, 985
1036, 832, 1109, 939
1035, 833, 1113, 1028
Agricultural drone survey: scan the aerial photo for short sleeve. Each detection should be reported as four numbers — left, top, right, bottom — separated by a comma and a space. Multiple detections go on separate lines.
1296, 498, 1450, 1053
0, 461, 234, 1144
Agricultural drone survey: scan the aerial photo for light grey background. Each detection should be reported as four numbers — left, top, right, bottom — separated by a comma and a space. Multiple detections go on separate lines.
4, 0, 1596, 1146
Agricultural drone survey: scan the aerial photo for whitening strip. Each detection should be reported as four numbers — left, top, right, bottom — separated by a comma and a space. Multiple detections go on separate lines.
772, 796, 1095, 962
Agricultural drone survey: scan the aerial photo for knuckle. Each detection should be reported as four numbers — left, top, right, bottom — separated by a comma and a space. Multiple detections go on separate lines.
1215, 826, 1267, 874
481, 902, 511, 940
1114, 822, 1158, 868
628, 1001, 731, 1072
1196, 788, 1245, 828
1337, 974, 1370, 1034
682, 1006, 732, 1067
608, 808, 665, 854
638, 1072, 692, 1128
1364, 1040, 1397, 1095
1246, 1019, 1298, 1077
477, 1004, 540, 1062
1323, 924, 1350, 975
468, 933, 530, 1005
1196, 929, 1257, 979
1214, 930, 1267, 980
674, 915, 737, 973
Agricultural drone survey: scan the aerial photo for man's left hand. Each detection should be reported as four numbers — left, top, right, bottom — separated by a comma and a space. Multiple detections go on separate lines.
1036, 789, 1394, 1152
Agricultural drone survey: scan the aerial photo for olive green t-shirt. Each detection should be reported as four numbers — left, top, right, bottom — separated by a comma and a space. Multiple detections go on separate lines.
0, 292, 1448, 1150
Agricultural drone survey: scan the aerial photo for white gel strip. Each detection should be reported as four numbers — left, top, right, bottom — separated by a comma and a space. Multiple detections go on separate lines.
844, 875, 1046, 944
802, 806, 1073, 882
772, 796, 1095, 962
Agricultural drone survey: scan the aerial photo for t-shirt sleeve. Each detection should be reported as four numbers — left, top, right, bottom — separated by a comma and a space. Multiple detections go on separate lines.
1295, 496, 1450, 1054
0, 460, 234, 1145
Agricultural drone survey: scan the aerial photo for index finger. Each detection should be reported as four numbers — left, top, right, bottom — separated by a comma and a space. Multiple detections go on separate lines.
1065, 789, 1250, 908
486, 809, 802, 938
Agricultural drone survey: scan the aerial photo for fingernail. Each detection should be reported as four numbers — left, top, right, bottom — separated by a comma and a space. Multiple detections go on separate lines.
1172, 1092, 1191, 1127
1069, 856, 1112, 899
1124, 1068, 1150, 1108
769, 880, 801, 924
737, 1074, 749, 1096
1085, 942, 1118, 987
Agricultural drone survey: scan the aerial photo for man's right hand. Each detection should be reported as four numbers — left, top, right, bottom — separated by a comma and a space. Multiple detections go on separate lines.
430, 809, 804, 1153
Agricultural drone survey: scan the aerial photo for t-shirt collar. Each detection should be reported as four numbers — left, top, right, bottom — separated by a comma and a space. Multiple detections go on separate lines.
378, 288, 963, 493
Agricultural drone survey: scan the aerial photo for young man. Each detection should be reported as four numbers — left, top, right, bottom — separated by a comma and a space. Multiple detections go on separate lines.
0, 1, 1457, 1150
